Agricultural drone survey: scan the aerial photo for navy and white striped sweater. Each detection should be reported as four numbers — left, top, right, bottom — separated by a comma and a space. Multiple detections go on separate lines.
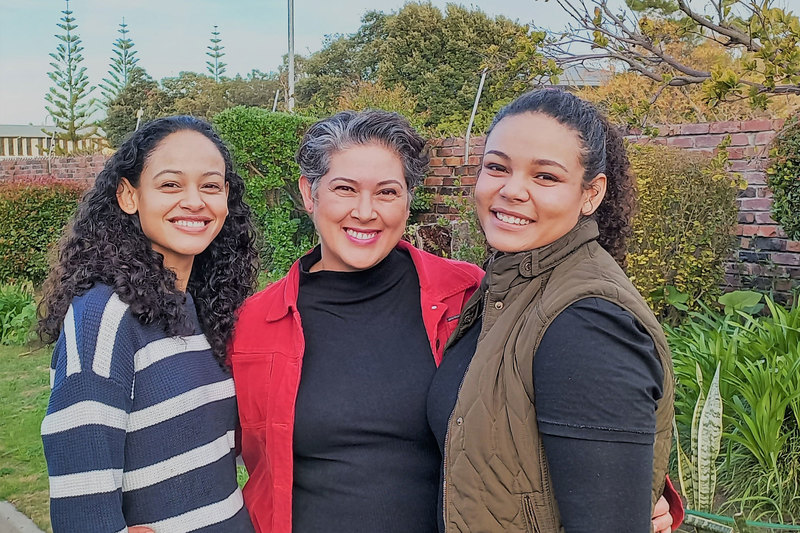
41, 285, 254, 533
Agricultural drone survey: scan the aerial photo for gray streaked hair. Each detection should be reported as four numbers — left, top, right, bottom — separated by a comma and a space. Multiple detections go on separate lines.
296, 110, 429, 198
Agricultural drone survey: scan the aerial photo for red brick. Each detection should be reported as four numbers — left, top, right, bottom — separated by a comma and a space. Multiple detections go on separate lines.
694, 134, 727, 148
755, 212, 777, 224
757, 225, 779, 237
433, 167, 451, 176
451, 147, 465, 157
709, 121, 741, 134
772, 118, 786, 131
424, 177, 443, 186
771, 252, 800, 266
754, 131, 776, 146
443, 156, 462, 166
439, 148, 453, 157
680, 123, 709, 134
428, 157, 443, 167
738, 198, 773, 211
467, 155, 481, 166
740, 119, 772, 132
459, 176, 476, 186
737, 224, 759, 236
787, 241, 800, 253
728, 133, 751, 146
666, 137, 694, 148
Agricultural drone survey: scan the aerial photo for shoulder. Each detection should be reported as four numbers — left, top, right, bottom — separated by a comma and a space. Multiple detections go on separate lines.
399, 240, 484, 292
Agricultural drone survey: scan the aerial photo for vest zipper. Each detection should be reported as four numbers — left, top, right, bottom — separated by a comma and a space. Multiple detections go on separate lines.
522, 493, 539, 533
442, 288, 490, 529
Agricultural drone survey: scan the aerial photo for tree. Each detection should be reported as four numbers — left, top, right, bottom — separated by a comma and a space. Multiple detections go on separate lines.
102, 67, 169, 147
45, 0, 97, 149
206, 25, 227, 82
99, 18, 139, 105
295, 4, 556, 133
548, 0, 800, 109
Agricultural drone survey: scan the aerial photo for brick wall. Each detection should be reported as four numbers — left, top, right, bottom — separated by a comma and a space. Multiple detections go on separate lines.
422, 119, 799, 298
0, 155, 107, 184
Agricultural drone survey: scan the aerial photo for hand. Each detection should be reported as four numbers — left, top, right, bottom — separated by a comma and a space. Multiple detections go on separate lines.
128, 527, 154, 533
652, 495, 673, 533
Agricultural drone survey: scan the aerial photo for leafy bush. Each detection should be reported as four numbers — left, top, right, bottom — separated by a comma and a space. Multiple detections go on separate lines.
627, 142, 743, 322
0, 283, 37, 346
213, 107, 317, 275
767, 117, 800, 240
666, 291, 800, 521
0, 177, 86, 285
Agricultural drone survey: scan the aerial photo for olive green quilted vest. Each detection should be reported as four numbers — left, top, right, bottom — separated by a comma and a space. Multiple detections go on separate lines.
442, 219, 674, 532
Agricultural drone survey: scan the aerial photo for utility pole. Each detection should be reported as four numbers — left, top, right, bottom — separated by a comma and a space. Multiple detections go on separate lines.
287, 0, 295, 112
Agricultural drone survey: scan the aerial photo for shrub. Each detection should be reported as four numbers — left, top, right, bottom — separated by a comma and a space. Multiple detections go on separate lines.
666, 291, 800, 522
0, 282, 37, 346
213, 107, 317, 276
0, 177, 86, 285
767, 117, 800, 240
627, 142, 743, 322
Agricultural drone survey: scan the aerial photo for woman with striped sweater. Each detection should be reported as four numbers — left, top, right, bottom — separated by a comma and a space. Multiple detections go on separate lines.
38, 116, 258, 532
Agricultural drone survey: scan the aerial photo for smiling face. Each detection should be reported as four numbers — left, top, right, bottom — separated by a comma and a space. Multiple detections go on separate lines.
299, 142, 410, 272
116, 130, 229, 281
475, 112, 606, 253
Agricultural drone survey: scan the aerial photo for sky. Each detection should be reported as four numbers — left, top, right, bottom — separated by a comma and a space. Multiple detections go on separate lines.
0, 0, 621, 125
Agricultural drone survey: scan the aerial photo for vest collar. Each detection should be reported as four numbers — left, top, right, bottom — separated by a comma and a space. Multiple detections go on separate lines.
484, 217, 599, 292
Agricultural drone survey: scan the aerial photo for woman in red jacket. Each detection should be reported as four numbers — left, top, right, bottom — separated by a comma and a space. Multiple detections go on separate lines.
229, 110, 679, 533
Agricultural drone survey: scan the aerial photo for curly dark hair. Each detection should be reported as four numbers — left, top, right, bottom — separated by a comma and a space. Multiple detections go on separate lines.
38, 116, 259, 365
487, 88, 636, 266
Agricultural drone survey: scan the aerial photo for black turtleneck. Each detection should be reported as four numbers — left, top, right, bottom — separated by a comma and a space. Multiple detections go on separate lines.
292, 246, 440, 533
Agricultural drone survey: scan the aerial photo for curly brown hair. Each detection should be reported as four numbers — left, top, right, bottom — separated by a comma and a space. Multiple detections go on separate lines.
38, 116, 260, 365
487, 88, 636, 267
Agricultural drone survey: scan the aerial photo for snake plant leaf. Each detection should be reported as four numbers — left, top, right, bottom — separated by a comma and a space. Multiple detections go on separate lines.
696, 363, 723, 511
674, 417, 695, 507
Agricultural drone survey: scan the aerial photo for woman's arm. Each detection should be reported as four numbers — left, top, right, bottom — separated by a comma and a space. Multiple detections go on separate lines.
534, 298, 664, 532
41, 295, 135, 532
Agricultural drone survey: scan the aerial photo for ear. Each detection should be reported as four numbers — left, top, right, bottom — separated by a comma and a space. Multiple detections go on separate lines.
581, 173, 607, 216
299, 176, 315, 214
116, 178, 138, 215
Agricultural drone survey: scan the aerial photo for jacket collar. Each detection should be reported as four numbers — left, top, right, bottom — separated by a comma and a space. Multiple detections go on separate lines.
484, 217, 599, 293
262, 240, 482, 322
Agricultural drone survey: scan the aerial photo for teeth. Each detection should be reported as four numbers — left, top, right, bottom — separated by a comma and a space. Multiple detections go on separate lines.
174, 220, 206, 228
346, 229, 377, 240
495, 212, 531, 226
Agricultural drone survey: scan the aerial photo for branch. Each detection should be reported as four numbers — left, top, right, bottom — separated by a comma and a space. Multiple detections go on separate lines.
676, 0, 761, 52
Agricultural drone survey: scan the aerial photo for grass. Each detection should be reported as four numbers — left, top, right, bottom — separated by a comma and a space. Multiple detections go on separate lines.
0, 344, 52, 533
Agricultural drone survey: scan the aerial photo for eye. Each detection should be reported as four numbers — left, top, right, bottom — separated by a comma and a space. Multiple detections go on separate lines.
333, 184, 356, 194
159, 181, 180, 189
378, 188, 400, 196
484, 161, 508, 174
534, 173, 560, 183
202, 182, 224, 192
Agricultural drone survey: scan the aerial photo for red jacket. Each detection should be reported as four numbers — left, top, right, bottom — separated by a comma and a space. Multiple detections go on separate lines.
229, 241, 484, 533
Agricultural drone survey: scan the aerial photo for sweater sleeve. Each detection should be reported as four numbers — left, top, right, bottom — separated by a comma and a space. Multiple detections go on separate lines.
534, 298, 663, 533
41, 288, 136, 533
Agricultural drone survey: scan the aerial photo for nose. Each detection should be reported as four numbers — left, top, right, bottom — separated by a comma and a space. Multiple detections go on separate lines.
499, 172, 530, 203
180, 186, 206, 211
351, 192, 377, 221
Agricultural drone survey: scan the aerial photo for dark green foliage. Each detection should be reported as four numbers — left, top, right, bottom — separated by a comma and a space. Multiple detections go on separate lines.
767, 118, 800, 240
102, 67, 168, 148
99, 18, 139, 105
0, 283, 37, 346
0, 178, 86, 285
213, 107, 316, 275
45, 0, 97, 147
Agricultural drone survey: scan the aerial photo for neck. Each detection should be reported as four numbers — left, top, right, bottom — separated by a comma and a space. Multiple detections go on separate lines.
165, 257, 194, 292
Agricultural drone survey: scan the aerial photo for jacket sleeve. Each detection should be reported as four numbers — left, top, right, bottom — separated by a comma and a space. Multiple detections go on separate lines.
41, 293, 135, 533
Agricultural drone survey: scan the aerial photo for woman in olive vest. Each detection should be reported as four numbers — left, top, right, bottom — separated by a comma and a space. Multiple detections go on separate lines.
428, 89, 680, 532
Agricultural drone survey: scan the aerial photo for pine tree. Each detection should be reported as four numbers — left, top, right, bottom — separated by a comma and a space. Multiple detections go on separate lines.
99, 18, 139, 105
206, 25, 227, 82
45, 0, 96, 147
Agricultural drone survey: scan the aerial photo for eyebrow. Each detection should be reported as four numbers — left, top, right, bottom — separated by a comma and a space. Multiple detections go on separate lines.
330, 177, 405, 187
484, 150, 569, 173
152, 169, 224, 178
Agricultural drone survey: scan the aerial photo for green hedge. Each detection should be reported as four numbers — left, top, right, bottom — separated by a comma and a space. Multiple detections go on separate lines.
626, 142, 743, 322
767, 117, 800, 240
213, 107, 317, 276
0, 178, 86, 285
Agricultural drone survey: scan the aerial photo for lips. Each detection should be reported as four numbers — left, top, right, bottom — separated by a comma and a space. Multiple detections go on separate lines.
493, 210, 532, 226
169, 217, 212, 232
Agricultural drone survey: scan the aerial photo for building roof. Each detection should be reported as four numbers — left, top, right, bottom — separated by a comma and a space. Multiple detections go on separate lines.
548, 64, 612, 88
